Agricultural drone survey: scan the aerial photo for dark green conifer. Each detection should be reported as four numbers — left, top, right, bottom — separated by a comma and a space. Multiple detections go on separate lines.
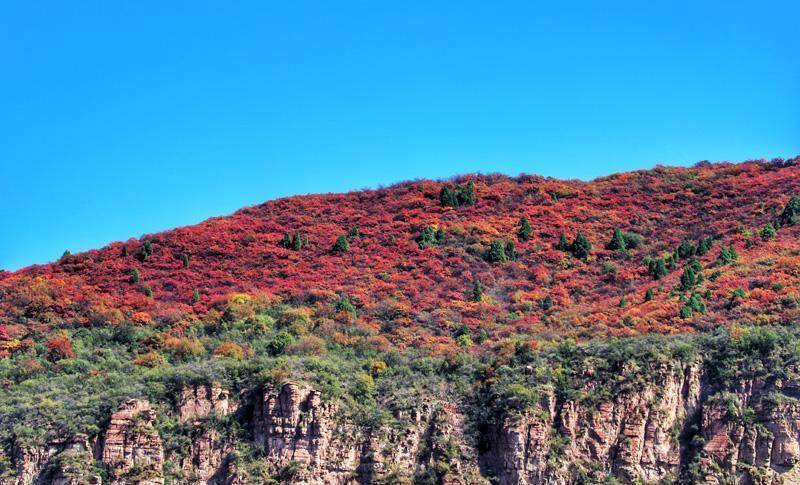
517, 217, 533, 241
333, 234, 349, 253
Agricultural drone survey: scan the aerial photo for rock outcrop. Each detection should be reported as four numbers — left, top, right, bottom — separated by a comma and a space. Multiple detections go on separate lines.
7, 367, 800, 484
101, 399, 164, 485
178, 384, 232, 423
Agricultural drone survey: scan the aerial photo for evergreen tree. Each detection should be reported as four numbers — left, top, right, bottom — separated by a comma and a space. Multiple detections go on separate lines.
193, 289, 200, 304
716, 246, 739, 266
555, 232, 570, 251
456, 181, 476, 206
182, 254, 190, 268
281, 232, 292, 249
648, 258, 668, 280
292, 232, 303, 250
570, 232, 592, 260
487, 240, 508, 263
779, 195, 800, 226
645, 287, 655, 302
144, 286, 153, 298
348, 227, 361, 238
761, 223, 776, 240
506, 241, 516, 261
121, 245, 128, 257
439, 185, 458, 208
606, 228, 627, 251
129, 268, 140, 283
539, 295, 553, 311
333, 234, 350, 253
517, 217, 533, 241
418, 226, 437, 249
471, 279, 484, 302
435, 227, 445, 243
696, 236, 714, 256
676, 239, 696, 259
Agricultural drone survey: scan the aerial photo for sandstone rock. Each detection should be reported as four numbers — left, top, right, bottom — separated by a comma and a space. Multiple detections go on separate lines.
101, 399, 164, 485
178, 384, 232, 423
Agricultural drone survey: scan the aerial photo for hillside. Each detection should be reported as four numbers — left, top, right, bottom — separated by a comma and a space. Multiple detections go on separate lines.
3, 158, 800, 347
2, 157, 800, 484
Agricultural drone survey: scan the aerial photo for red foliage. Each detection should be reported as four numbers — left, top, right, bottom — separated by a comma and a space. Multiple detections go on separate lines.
1, 158, 800, 350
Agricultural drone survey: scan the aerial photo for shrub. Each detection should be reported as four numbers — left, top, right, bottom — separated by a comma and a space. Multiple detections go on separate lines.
333, 234, 349, 253
779, 195, 800, 226
353, 373, 376, 403
163, 337, 204, 361
44, 332, 74, 361
761, 223, 776, 239
276, 307, 312, 335
214, 342, 245, 360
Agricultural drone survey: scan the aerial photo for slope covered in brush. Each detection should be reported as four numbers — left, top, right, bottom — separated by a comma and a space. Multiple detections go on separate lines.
1, 158, 800, 352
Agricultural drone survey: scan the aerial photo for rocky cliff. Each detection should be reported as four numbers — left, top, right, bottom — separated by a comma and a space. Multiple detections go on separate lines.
4, 361, 800, 484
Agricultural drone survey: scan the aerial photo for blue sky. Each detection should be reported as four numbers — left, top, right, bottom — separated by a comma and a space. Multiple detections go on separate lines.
1, 1, 798, 270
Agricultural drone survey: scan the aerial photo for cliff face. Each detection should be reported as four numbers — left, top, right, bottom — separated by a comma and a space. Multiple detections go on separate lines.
5, 363, 800, 484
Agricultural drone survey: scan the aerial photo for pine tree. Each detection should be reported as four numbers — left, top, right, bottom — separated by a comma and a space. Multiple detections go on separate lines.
182, 253, 190, 268
121, 245, 128, 257
645, 287, 655, 302
439, 185, 458, 208
716, 246, 739, 266
517, 217, 532, 241
487, 240, 508, 263
129, 268, 140, 283
418, 226, 437, 249
779, 195, 800, 226
435, 227, 445, 243
539, 295, 553, 311
458, 181, 476, 206
281, 232, 292, 249
606, 228, 627, 251
193, 289, 200, 304
144, 286, 153, 298
696, 236, 713, 256
676, 239, 696, 259
292, 232, 303, 250
555, 233, 570, 251
333, 234, 350, 253
570, 232, 592, 260
471, 279, 484, 302
761, 223, 776, 240
648, 258, 668, 280
506, 241, 516, 261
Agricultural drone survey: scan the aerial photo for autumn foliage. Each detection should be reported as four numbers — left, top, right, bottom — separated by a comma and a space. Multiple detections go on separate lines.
1, 157, 800, 354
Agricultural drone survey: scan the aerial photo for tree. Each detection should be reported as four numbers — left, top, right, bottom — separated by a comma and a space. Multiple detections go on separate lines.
606, 228, 627, 251
555, 233, 570, 251
645, 287, 655, 302
716, 246, 739, 266
506, 241, 516, 261
539, 295, 553, 311
696, 236, 714, 256
517, 217, 532, 241
60, 250, 71, 260
193, 289, 200, 304
281, 232, 292, 249
333, 234, 350, 253
138, 240, 153, 261
471, 279, 484, 302
129, 268, 140, 283
121, 245, 128, 257
292, 232, 305, 250
456, 181, 476, 206
761, 223, 776, 240
144, 286, 153, 298
677, 239, 696, 259
570, 232, 592, 260
435, 227, 445, 243
418, 226, 438, 249
779, 195, 800, 226
181, 254, 190, 268
439, 185, 458, 208
647, 258, 668, 280
487, 240, 508, 263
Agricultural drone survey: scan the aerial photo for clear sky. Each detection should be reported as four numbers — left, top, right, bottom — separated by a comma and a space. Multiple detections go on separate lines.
1, 1, 798, 271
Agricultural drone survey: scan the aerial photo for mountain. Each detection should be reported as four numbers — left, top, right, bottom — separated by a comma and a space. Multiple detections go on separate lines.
1, 157, 800, 484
